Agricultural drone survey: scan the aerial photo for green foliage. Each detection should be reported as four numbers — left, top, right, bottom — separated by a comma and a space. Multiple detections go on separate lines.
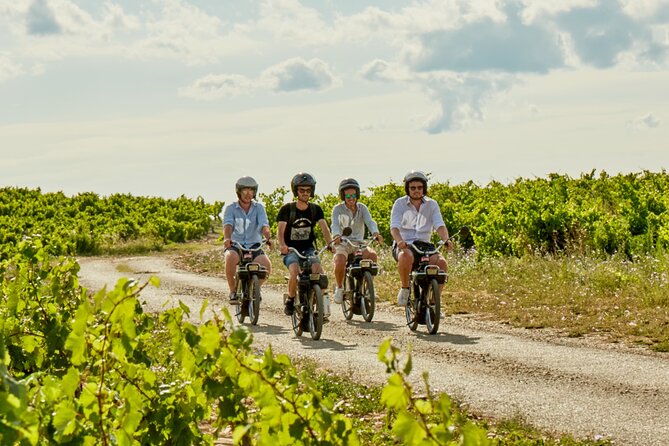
0, 187, 223, 259
378, 338, 490, 445
0, 244, 362, 444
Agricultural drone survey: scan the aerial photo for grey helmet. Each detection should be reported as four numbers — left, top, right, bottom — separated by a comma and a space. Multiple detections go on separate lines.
403, 170, 428, 195
235, 176, 258, 198
338, 178, 360, 200
291, 172, 316, 197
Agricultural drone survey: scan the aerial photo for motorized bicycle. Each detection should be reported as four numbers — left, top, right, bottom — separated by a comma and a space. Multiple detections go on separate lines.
404, 227, 469, 334
337, 227, 379, 322
285, 246, 330, 340
232, 240, 268, 325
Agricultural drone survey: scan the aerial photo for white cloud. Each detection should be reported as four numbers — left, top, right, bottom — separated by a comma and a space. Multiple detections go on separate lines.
178, 74, 253, 100
422, 72, 518, 133
180, 57, 338, 100
262, 57, 338, 92
0, 53, 23, 82
631, 112, 661, 129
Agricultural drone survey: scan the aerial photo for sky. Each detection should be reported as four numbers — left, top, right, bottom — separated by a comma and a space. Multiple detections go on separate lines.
1, 0, 668, 206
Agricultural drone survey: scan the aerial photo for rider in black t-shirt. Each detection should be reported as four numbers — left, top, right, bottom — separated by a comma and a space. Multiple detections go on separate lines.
277, 172, 334, 316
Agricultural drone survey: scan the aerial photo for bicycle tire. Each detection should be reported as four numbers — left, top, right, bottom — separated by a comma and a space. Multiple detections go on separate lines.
341, 275, 354, 320
405, 283, 420, 331
291, 295, 303, 337
425, 278, 441, 334
235, 279, 247, 324
248, 274, 261, 325
309, 284, 324, 340
359, 271, 375, 322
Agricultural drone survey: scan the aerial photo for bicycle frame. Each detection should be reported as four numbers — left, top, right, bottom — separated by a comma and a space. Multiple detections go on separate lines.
286, 246, 329, 340
338, 237, 378, 322
405, 240, 447, 334
232, 240, 268, 325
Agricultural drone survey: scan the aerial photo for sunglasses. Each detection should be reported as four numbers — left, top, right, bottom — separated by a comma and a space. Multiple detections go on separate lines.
409, 185, 424, 191
344, 193, 357, 199
297, 187, 312, 193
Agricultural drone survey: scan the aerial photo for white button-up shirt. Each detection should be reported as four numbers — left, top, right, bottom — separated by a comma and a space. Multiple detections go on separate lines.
390, 196, 445, 243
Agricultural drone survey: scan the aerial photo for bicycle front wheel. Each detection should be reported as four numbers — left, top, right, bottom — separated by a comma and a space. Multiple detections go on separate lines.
291, 296, 303, 337
341, 275, 354, 320
359, 271, 375, 322
308, 284, 324, 340
247, 274, 261, 325
235, 279, 247, 324
424, 278, 441, 335
405, 283, 420, 331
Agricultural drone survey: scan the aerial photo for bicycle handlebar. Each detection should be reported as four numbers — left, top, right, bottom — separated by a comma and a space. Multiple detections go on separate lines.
231, 239, 270, 252
285, 245, 330, 259
406, 240, 446, 256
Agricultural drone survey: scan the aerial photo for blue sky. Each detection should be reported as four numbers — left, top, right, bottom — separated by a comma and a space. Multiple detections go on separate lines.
1, 0, 668, 206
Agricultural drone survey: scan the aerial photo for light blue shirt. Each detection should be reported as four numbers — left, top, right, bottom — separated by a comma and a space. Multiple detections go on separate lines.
222, 200, 269, 247
331, 202, 379, 241
390, 196, 445, 243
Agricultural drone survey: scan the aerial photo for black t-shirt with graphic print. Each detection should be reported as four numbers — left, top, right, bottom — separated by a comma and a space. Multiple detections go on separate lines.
277, 202, 325, 252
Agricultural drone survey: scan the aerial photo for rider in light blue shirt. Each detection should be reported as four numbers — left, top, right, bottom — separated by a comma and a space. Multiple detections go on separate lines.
222, 176, 272, 304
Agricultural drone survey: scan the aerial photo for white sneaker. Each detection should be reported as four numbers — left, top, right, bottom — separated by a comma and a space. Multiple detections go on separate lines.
333, 287, 344, 304
397, 288, 410, 306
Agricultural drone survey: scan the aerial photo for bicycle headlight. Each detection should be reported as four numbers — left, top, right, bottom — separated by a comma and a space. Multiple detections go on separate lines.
247, 264, 260, 272
360, 260, 372, 268
309, 273, 321, 281
426, 266, 439, 275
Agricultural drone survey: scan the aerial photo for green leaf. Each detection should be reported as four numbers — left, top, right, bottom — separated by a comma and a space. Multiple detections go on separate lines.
65, 303, 91, 365
381, 373, 408, 410
393, 410, 425, 445
198, 323, 220, 356
61, 367, 80, 399
52, 401, 78, 440
149, 276, 161, 288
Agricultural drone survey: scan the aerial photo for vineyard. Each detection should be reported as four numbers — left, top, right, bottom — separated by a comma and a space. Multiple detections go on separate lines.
2, 170, 669, 444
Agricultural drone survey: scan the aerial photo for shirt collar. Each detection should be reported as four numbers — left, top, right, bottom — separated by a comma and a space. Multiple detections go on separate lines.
404, 195, 426, 205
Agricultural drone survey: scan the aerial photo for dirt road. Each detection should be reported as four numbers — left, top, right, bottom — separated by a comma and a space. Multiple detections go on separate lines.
77, 253, 669, 445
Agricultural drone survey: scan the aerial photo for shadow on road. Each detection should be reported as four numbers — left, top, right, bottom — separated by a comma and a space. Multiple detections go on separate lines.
344, 319, 400, 332
247, 322, 291, 336
414, 331, 480, 345
297, 337, 358, 351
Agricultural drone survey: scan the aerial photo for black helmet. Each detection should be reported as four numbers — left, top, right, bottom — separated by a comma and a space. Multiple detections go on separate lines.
403, 170, 428, 195
338, 178, 360, 200
235, 176, 258, 198
291, 172, 316, 197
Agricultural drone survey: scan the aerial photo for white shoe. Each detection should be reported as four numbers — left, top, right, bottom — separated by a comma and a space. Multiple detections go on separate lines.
333, 287, 344, 304
397, 288, 410, 306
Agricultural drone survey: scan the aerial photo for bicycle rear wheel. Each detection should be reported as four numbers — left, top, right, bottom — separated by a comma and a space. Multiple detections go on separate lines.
308, 284, 324, 340
247, 275, 261, 325
424, 278, 441, 334
359, 271, 375, 322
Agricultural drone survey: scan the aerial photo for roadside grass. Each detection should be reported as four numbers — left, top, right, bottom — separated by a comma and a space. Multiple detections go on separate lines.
174, 241, 669, 351
296, 358, 613, 446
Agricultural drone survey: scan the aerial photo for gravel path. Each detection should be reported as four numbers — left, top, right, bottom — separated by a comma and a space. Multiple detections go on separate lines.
77, 253, 669, 445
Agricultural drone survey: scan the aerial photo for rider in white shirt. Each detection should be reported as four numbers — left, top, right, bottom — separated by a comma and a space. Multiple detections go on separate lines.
390, 171, 451, 305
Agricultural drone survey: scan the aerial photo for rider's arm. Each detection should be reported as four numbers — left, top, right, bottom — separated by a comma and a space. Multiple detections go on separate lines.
318, 219, 334, 247
222, 205, 234, 248
390, 227, 407, 250
277, 221, 288, 254
390, 199, 406, 248
257, 204, 272, 247
361, 204, 382, 242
